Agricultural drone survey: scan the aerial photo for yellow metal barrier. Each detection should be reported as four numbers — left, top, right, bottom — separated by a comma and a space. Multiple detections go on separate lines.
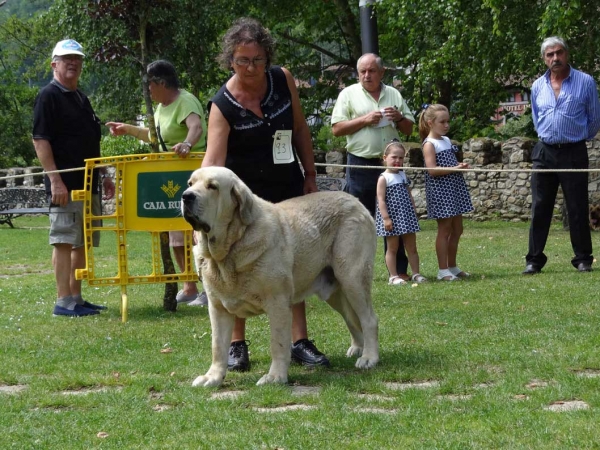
72, 153, 203, 322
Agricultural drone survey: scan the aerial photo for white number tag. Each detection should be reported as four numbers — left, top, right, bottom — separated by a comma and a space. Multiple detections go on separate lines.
272, 130, 294, 164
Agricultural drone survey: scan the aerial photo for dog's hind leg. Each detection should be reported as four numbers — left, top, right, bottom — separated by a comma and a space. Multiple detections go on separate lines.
192, 303, 235, 388
327, 290, 364, 357
257, 296, 293, 385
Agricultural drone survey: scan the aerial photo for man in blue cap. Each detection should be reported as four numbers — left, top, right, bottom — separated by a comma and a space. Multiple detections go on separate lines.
32, 39, 115, 316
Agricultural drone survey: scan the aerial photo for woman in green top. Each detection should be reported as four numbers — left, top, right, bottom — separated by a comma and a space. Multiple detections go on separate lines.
106, 60, 207, 306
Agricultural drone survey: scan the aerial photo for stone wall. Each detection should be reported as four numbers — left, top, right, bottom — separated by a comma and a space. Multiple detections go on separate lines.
320, 134, 600, 221
4, 134, 600, 222
0, 167, 45, 188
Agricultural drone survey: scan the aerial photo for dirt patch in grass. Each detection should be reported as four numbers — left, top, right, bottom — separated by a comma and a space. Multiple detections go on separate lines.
152, 404, 172, 412
0, 384, 27, 394
525, 379, 551, 389
543, 400, 590, 412
436, 394, 473, 401
253, 404, 316, 413
61, 386, 123, 396
210, 390, 245, 400
572, 368, 600, 378
356, 393, 395, 402
291, 385, 321, 396
384, 380, 440, 391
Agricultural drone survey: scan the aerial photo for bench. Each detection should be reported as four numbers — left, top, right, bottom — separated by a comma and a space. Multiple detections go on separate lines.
0, 187, 50, 228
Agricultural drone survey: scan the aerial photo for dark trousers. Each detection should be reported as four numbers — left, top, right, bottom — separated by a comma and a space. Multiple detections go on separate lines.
345, 153, 408, 274
526, 141, 593, 269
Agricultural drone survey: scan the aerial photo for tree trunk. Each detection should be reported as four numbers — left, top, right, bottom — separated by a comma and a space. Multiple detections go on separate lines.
333, 0, 362, 62
159, 231, 178, 312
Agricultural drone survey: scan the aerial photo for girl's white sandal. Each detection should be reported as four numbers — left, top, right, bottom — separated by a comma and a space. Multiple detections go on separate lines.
411, 273, 427, 283
437, 269, 458, 281
388, 276, 407, 285
449, 267, 470, 278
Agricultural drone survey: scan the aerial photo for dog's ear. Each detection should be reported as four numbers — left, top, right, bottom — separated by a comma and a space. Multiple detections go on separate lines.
231, 180, 254, 225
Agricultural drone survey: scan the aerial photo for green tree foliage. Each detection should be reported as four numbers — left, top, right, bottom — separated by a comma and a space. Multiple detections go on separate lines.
0, 0, 52, 19
0, 10, 55, 168
0, 56, 38, 167
375, 0, 542, 140
48, 0, 231, 121
2, 0, 600, 169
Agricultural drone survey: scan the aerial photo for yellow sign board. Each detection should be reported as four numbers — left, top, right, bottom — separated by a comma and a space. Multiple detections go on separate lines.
72, 152, 204, 322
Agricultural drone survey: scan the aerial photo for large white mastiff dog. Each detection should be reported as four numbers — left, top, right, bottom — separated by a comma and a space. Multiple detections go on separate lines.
181, 167, 379, 387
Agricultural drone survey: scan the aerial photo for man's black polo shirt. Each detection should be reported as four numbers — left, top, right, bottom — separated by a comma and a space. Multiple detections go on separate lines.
33, 80, 101, 194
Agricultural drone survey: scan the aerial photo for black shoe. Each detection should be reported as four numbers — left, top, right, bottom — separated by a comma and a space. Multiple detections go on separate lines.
53, 304, 99, 317
291, 339, 330, 367
577, 262, 592, 272
522, 264, 541, 275
82, 301, 107, 310
228, 340, 250, 372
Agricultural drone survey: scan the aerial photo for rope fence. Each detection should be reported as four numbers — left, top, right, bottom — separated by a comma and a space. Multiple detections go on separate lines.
314, 163, 600, 174
0, 165, 112, 182
2, 162, 600, 183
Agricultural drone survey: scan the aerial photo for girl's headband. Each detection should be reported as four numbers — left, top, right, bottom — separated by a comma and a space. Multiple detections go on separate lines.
384, 138, 403, 154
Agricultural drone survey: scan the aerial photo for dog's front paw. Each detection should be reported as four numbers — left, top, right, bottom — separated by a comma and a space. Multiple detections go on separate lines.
192, 374, 224, 388
346, 345, 363, 357
355, 354, 379, 369
256, 373, 288, 386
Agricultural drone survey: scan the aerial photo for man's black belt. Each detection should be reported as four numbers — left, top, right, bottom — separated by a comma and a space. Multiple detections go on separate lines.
542, 140, 585, 149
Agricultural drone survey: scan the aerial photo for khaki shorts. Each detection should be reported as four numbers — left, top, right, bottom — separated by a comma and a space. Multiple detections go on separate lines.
49, 194, 101, 248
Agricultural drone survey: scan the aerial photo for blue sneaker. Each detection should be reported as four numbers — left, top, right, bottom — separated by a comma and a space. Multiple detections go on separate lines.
82, 301, 107, 310
53, 304, 99, 317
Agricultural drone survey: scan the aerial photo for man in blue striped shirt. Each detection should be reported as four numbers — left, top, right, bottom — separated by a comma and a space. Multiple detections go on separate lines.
523, 36, 600, 275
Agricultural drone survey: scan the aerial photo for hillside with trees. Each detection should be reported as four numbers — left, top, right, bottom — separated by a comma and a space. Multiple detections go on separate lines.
1, 0, 599, 168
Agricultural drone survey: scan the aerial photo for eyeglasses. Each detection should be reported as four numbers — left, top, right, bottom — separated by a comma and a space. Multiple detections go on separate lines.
233, 57, 268, 67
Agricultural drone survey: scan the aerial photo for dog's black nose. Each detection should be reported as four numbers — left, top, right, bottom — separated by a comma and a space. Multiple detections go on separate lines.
182, 191, 196, 204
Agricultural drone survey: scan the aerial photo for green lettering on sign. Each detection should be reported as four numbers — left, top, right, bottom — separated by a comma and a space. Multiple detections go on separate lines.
137, 171, 192, 218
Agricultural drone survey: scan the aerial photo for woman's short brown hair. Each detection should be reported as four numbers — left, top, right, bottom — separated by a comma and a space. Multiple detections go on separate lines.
217, 17, 276, 70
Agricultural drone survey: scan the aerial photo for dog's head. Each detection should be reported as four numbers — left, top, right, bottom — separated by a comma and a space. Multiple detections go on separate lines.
181, 167, 255, 235
590, 204, 600, 230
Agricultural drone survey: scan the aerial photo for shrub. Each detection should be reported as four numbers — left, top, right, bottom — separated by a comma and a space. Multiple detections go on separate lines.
313, 125, 346, 152
100, 135, 150, 157
498, 110, 536, 139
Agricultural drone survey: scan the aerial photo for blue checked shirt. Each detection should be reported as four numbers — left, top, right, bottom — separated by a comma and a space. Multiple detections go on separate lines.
531, 66, 600, 144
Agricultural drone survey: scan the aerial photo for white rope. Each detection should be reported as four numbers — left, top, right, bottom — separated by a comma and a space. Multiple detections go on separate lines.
2, 161, 600, 183
314, 162, 600, 173
0, 164, 112, 182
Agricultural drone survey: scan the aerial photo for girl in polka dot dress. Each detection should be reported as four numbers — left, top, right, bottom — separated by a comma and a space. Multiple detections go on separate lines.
419, 104, 473, 281
376, 140, 426, 285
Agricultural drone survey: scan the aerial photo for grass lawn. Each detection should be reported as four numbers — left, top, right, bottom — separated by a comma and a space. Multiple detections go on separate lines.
1, 216, 600, 449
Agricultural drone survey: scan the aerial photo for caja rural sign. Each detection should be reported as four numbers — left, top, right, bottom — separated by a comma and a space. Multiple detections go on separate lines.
137, 171, 190, 218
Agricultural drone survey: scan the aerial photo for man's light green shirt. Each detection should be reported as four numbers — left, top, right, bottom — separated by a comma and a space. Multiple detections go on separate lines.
331, 83, 414, 158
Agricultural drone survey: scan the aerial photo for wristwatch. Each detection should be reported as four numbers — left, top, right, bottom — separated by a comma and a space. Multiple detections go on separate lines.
182, 141, 192, 149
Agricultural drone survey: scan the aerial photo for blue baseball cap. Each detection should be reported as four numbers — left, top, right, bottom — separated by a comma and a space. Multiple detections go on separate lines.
52, 39, 85, 57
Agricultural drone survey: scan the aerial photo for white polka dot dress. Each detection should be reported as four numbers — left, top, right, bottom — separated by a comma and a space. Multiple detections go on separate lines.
423, 136, 473, 219
375, 171, 420, 236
